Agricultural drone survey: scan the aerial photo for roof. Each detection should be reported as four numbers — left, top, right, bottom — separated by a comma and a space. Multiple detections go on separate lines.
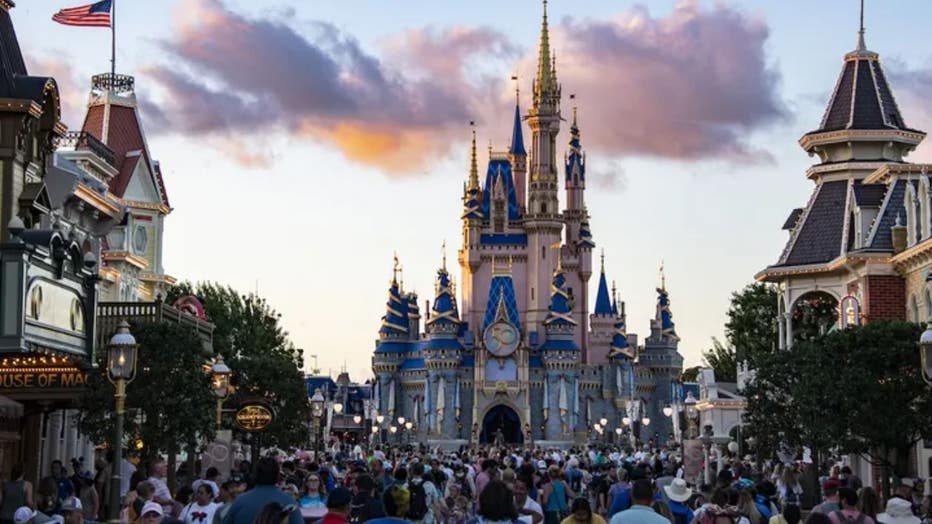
399, 358, 425, 371
510, 104, 526, 156
782, 208, 804, 230
374, 340, 411, 354
656, 287, 679, 341
544, 269, 576, 328
483, 275, 521, 332
865, 178, 906, 251
0, 8, 59, 116
426, 267, 460, 329
853, 183, 887, 207
480, 233, 527, 246
417, 338, 463, 351
378, 280, 409, 338
577, 221, 595, 248
780, 180, 848, 266
305, 376, 337, 396
537, 338, 578, 351
808, 48, 918, 136
481, 158, 520, 221
593, 270, 612, 315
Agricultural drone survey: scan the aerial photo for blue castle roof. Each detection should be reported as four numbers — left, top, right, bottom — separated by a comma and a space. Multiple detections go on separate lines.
593, 270, 612, 315
463, 186, 483, 220
379, 280, 408, 337
657, 287, 680, 341
426, 266, 460, 331
544, 269, 577, 328
538, 338, 579, 351
510, 104, 526, 156
483, 274, 521, 332
565, 111, 585, 183
608, 314, 633, 359
481, 159, 520, 221
578, 220, 595, 249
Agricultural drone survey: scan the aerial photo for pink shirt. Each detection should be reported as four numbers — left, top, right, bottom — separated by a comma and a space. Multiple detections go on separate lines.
827, 510, 875, 524
475, 471, 491, 499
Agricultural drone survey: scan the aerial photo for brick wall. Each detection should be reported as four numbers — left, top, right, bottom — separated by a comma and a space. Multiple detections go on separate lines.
863, 275, 906, 322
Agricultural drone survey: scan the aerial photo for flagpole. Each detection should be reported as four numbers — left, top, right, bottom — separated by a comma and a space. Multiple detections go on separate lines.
110, 0, 115, 80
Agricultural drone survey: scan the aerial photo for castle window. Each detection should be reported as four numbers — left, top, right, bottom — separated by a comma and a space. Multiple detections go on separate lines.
542, 246, 546, 259
531, 288, 535, 301
541, 203, 547, 214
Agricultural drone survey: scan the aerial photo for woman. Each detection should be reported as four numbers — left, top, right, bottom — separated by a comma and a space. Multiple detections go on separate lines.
561, 498, 606, 524
179, 484, 219, 524
465, 480, 519, 524
77, 471, 99, 521
858, 486, 880, 520
298, 474, 327, 519
768, 504, 800, 524
542, 466, 574, 524
0, 464, 33, 524
736, 491, 763, 524
777, 468, 802, 508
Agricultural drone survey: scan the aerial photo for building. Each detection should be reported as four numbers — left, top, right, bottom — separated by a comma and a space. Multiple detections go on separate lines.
371, 3, 685, 448
756, 23, 932, 478
305, 373, 373, 446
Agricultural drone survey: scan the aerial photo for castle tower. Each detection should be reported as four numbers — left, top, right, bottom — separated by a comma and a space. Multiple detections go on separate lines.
525, 0, 564, 339
540, 266, 580, 441
460, 129, 483, 322
509, 95, 528, 212
589, 252, 614, 364
423, 252, 463, 439
643, 273, 683, 444
565, 106, 587, 243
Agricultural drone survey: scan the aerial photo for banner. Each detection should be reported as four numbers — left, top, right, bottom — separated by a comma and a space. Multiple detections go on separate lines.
683, 439, 703, 485
202, 429, 232, 479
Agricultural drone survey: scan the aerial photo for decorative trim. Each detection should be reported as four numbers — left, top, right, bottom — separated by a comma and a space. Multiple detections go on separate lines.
805, 161, 888, 180
138, 272, 177, 285
799, 129, 925, 152
101, 251, 149, 270
865, 163, 932, 185
74, 184, 121, 217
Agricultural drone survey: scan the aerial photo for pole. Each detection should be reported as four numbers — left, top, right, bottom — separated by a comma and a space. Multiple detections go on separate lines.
110, 0, 116, 79
216, 398, 223, 430
108, 380, 125, 523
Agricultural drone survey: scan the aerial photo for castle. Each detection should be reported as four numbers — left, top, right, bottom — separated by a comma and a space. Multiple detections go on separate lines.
371, 2, 685, 447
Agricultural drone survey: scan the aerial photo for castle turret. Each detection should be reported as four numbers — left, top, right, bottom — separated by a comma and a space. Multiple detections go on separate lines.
525, 0, 564, 340
424, 253, 462, 437
460, 129, 482, 321
588, 253, 615, 363
565, 106, 587, 245
540, 265, 579, 439
509, 98, 528, 211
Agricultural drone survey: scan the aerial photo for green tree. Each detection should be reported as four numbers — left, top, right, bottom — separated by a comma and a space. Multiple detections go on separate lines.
701, 338, 737, 383
725, 283, 779, 363
680, 366, 701, 383
744, 321, 932, 496
79, 322, 216, 462
169, 283, 310, 449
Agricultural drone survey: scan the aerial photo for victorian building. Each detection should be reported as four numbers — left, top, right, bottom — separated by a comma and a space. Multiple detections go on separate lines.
371, 4, 685, 448
757, 23, 932, 479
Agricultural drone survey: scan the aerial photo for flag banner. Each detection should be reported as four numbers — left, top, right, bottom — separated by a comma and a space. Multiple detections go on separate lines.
52, 0, 112, 27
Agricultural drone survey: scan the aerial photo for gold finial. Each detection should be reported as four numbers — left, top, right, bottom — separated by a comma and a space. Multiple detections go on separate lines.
659, 259, 666, 291
441, 240, 447, 272
392, 252, 400, 284
571, 94, 578, 127
511, 74, 520, 105
468, 122, 479, 191
488, 139, 493, 158
612, 280, 617, 302
600, 248, 605, 273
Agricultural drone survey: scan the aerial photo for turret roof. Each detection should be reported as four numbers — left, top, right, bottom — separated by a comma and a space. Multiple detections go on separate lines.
510, 104, 526, 156
593, 266, 612, 315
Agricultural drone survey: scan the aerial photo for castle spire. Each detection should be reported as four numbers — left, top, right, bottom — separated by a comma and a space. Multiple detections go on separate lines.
534, 0, 554, 104
594, 254, 612, 316
857, 0, 866, 52
510, 99, 526, 156
468, 124, 479, 191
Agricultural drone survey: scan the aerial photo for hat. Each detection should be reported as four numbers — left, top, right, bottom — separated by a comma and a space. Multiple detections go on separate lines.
877, 497, 920, 524
536, 460, 546, 470
229, 472, 246, 484
663, 478, 693, 503
60, 498, 82, 512
13, 506, 36, 524
141, 501, 165, 517
327, 487, 353, 509
822, 478, 840, 491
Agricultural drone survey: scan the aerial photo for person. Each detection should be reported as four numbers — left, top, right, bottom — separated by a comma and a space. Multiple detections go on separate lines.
827, 487, 874, 524
769, 505, 801, 524
838, 468, 861, 492
212, 476, 246, 524
191, 469, 220, 501
812, 480, 841, 515
179, 484, 219, 524
805, 514, 831, 524
465, 480, 518, 524
366, 485, 410, 524
316, 487, 352, 524
475, 460, 497, 500
139, 501, 165, 524
146, 460, 173, 515
298, 474, 327, 515
858, 487, 880, 521
42, 461, 73, 510
347, 474, 384, 523
59, 498, 83, 524
777, 468, 802, 508
514, 477, 543, 524
663, 478, 694, 524
11, 506, 43, 524
1, 465, 34, 524
406, 463, 440, 524
560, 498, 605, 524
876, 496, 920, 524
736, 491, 762, 524
76, 473, 98, 522
221, 458, 302, 524
608, 479, 669, 524
542, 466, 574, 524
650, 500, 674, 523
128, 481, 155, 524
253, 503, 297, 524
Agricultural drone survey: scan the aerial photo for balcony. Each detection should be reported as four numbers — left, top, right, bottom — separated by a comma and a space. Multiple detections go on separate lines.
91, 73, 135, 94
97, 299, 214, 355
56, 131, 115, 167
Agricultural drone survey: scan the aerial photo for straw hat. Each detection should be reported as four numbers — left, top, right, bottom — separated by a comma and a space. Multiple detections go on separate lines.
877, 497, 920, 524
663, 478, 693, 503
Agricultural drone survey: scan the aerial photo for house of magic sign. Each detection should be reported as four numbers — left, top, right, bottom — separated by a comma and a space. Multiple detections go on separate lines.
0, 367, 90, 389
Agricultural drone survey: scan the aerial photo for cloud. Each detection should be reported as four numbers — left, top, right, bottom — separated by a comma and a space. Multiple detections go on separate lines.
144, 0, 785, 173
24, 53, 86, 130
887, 60, 932, 161
550, 1, 787, 160
588, 160, 629, 192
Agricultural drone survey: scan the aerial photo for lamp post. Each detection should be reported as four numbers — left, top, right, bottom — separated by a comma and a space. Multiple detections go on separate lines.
106, 321, 139, 523
211, 355, 232, 429
920, 323, 932, 386
684, 391, 698, 439
405, 421, 413, 444
699, 424, 714, 485
310, 388, 325, 458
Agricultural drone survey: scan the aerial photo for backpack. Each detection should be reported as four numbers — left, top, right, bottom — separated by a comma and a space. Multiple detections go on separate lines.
348, 500, 369, 524
831, 511, 866, 524
407, 481, 429, 520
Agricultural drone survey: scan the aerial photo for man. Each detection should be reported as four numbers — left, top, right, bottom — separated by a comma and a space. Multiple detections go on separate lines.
474, 459, 497, 500
812, 479, 841, 515
42, 461, 74, 508
348, 475, 385, 522
221, 458, 302, 524
406, 463, 440, 524
211, 477, 243, 524
609, 479, 669, 524
147, 460, 174, 515
663, 479, 695, 524
514, 476, 543, 524
317, 487, 353, 524
839, 466, 862, 491
828, 487, 875, 524
59, 499, 83, 524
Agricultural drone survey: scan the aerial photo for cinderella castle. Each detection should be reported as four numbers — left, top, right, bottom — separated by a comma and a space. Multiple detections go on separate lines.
371, 3, 684, 447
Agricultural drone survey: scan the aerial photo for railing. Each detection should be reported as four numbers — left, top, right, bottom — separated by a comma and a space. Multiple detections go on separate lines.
56, 131, 116, 167
97, 300, 215, 353
92, 73, 135, 94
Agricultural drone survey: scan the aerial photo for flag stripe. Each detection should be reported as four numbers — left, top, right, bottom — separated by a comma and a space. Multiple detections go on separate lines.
52, 1, 111, 28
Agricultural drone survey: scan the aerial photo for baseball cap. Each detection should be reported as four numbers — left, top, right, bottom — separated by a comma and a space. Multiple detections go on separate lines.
141, 501, 164, 517
229, 472, 246, 484
326, 487, 353, 508
60, 498, 82, 513
13, 506, 36, 524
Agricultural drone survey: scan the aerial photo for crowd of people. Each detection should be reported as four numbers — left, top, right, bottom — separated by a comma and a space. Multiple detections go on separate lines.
2, 442, 931, 524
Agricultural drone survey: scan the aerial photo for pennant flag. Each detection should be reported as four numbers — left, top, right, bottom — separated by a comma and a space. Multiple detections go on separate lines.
52, 0, 112, 27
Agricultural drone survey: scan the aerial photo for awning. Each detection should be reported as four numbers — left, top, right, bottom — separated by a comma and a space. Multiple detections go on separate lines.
0, 395, 23, 418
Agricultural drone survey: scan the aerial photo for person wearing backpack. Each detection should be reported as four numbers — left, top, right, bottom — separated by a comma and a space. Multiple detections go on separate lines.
347, 475, 384, 524
406, 463, 441, 524
827, 488, 874, 524
542, 466, 575, 524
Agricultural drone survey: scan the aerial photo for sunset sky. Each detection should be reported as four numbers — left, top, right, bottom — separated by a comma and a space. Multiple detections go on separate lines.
14, 0, 932, 379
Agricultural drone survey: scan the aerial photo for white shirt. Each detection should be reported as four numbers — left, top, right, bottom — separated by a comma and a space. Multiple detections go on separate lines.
517, 497, 543, 524
120, 460, 136, 497
192, 479, 220, 498
148, 476, 172, 513
180, 501, 219, 524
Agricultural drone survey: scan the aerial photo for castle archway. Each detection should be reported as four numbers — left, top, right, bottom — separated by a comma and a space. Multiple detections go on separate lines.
479, 404, 523, 445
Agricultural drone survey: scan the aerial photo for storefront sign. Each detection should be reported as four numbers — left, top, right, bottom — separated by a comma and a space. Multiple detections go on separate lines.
0, 368, 89, 389
234, 402, 274, 432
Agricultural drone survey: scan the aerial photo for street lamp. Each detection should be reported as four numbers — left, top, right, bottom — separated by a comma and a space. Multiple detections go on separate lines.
404, 421, 413, 444
310, 388, 325, 457
663, 405, 674, 417
599, 417, 608, 427
684, 391, 699, 439
106, 321, 138, 523
622, 416, 631, 426
398, 416, 406, 425
376, 414, 385, 424
353, 415, 362, 424
333, 402, 344, 414
641, 417, 650, 427
920, 323, 932, 386
211, 355, 232, 429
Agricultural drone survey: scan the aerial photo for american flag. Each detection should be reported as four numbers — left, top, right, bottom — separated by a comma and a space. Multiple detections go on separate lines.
52, 0, 112, 27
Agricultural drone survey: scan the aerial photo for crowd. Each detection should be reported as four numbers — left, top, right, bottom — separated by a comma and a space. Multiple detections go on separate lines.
2, 442, 931, 524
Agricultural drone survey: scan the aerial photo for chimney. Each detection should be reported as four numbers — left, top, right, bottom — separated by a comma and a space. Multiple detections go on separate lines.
891, 214, 907, 254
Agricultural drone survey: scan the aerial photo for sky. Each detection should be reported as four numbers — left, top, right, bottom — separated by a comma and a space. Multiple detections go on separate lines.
13, 0, 932, 380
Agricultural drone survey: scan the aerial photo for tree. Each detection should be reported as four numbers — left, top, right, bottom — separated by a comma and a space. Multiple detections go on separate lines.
725, 283, 778, 364
680, 366, 701, 383
744, 321, 932, 496
701, 338, 737, 383
79, 322, 216, 463
169, 283, 310, 449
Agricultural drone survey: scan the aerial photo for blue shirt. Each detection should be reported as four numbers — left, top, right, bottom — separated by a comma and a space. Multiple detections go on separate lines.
608, 489, 631, 518
668, 500, 695, 524
221, 485, 303, 524
609, 504, 671, 524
